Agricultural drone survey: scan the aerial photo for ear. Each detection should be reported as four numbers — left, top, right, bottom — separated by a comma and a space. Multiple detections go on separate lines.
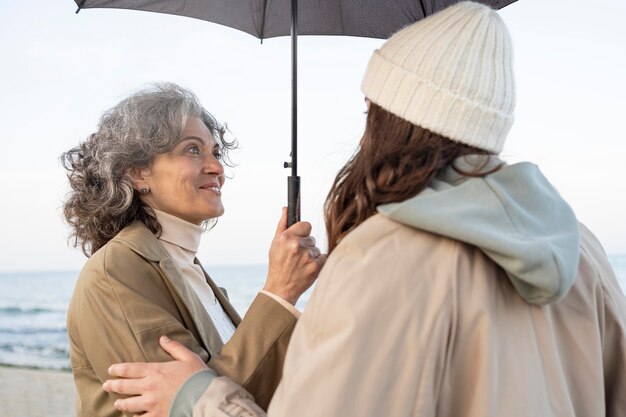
126, 166, 151, 192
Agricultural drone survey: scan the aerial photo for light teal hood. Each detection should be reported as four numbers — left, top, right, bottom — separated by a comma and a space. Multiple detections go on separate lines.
377, 155, 580, 305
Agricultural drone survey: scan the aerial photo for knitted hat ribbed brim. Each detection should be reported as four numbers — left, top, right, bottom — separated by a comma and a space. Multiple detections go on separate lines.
361, 1, 515, 154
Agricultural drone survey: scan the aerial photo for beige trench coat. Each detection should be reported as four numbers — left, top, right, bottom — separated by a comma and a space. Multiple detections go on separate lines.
67, 221, 296, 416
193, 214, 626, 417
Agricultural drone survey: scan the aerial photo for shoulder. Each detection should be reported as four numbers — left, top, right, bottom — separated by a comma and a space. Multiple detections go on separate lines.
319, 214, 505, 309
85, 220, 169, 274
577, 223, 618, 287
578, 222, 614, 277
332, 213, 462, 275
317, 214, 466, 308
577, 223, 624, 301
74, 225, 163, 296
68, 227, 168, 329
111, 221, 169, 261
81, 234, 148, 278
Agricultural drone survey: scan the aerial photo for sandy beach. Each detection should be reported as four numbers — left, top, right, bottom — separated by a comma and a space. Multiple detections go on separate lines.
0, 366, 76, 417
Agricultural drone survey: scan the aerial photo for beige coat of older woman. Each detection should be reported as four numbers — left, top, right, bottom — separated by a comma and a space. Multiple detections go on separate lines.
67, 221, 296, 416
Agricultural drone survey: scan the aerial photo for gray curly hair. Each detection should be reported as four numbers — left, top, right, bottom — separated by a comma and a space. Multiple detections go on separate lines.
61, 82, 236, 257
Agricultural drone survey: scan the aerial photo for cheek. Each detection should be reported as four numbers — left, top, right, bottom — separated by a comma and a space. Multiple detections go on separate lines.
149, 160, 201, 197
151, 172, 190, 196
179, 170, 202, 197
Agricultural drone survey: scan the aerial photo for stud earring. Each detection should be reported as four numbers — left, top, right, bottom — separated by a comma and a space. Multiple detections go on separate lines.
139, 188, 149, 194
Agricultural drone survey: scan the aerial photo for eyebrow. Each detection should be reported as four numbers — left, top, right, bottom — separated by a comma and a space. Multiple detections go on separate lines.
179, 136, 219, 149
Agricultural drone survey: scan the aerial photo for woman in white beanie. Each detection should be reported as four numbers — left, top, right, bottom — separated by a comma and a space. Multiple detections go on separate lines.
103, 2, 626, 416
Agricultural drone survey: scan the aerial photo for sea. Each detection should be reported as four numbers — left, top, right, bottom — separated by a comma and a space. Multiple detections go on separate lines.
1, 258, 625, 370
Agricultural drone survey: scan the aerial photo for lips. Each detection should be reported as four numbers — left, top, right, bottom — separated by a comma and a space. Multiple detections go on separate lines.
199, 183, 221, 194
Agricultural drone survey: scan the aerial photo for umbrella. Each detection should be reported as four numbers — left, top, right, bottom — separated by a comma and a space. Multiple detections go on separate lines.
74, 0, 518, 225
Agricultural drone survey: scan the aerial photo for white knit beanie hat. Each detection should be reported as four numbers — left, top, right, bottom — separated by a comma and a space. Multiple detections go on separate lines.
361, 1, 515, 154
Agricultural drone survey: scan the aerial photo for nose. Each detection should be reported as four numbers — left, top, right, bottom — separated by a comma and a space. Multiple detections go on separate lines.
203, 152, 224, 179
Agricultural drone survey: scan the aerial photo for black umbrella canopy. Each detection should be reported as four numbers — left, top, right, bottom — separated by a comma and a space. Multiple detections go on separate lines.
75, 0, 517, 40
73, 0, 518, 225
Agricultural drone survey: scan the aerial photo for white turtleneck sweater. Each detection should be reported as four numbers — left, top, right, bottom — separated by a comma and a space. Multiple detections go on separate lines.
154, 210, 236, 343
153, 210, 300, 344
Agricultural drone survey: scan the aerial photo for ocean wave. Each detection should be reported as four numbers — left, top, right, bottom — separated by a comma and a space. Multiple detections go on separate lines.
0, 327, 67, 335
0, 350, 71, 370
0, 343, 69, 356
0, 306, 66, 315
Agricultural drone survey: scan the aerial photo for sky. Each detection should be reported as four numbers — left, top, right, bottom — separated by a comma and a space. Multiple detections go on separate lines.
0, 0, 624, 272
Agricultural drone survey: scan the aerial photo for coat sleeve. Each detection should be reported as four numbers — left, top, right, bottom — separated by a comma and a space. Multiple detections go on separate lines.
168, 371, 267, 417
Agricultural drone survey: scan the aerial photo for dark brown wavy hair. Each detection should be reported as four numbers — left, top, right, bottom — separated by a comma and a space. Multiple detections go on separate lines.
324, 102, 495, 253
61, 83, 236, 257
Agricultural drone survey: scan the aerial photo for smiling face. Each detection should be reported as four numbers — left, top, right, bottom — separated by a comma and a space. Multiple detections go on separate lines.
134, 116, 225, 225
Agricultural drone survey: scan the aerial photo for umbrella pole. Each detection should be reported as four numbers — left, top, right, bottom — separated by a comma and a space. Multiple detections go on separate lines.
287, 0, 301, 227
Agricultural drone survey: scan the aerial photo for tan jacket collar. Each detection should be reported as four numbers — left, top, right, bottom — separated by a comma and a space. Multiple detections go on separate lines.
112, 221, 171, 262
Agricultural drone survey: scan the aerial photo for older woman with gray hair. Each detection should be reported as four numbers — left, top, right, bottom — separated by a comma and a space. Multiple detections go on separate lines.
61, 82, 325, 417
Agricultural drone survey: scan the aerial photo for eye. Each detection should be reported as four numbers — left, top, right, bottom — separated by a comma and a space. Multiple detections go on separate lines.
213, 149, 223, 160
186, 145, 201, 155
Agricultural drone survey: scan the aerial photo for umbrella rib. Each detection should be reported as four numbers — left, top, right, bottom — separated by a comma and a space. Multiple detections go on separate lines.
419, 1, 427, 18
260, 0, 268, 42
75, 0, 86, 14
338, 0, 345, 35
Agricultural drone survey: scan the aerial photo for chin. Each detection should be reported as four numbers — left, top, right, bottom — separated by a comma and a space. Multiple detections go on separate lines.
206, 207, 225, 219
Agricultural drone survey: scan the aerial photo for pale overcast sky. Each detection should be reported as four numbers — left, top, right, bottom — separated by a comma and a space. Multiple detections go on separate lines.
0, 0, 624, 272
